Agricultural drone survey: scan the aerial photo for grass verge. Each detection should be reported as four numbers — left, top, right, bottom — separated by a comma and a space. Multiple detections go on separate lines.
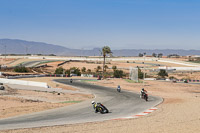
81, 79, 98, 83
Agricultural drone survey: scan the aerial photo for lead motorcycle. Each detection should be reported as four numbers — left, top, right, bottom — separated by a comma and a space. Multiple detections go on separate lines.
92, 102, 109, 114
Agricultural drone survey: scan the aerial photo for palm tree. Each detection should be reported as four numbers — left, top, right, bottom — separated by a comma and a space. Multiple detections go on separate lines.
102, 46, 112, 78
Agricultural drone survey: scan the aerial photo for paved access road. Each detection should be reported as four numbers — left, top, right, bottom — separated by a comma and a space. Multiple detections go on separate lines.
0, 79, 162, 130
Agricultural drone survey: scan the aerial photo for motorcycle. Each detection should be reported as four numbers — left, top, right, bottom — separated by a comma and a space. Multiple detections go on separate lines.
141, 92, 148, 101
94, 103, 109, 114
117, 85, 121, 92
143, 93, 148, 101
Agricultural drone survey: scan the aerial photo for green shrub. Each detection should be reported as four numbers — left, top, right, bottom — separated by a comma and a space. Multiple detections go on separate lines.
65, 69, 71, 76
87, 69, 92, 73
112, 66, 117, 71
55, 67, 64, 74
104, 72, 113, 78
14, 66, 28, 73
138, 67, 144, 79
114, 70, 124, 78
96, 66, 101, 72
81, 67, 86, 73
69, 67, 81, 76
169, 76, 177, 80
158, 69, 168, 78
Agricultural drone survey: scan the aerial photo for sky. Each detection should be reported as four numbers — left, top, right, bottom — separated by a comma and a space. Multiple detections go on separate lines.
0, 0, 200, 50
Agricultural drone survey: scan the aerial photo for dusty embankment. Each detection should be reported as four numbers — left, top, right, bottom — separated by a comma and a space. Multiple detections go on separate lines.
0, 77, 93, 119
1, 78, 199, 133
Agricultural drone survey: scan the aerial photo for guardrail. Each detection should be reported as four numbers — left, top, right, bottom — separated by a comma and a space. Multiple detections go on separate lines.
0, 78, 48, 88
171, 79, 200, 82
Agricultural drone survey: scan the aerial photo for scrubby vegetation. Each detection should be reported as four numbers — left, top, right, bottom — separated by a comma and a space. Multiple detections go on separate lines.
54, 67, 81, 76
138, 67, 144, 79
14, 66, 29, 73
113, 69, 124, 78
158, 69, 168, 78
54, 67, 64, 74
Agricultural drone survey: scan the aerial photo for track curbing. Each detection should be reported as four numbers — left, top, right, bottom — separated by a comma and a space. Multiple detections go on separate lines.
111, 107, 158, 120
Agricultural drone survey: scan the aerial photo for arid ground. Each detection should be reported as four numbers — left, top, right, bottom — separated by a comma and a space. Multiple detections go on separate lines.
0, 57, 200, 133
0, 77, 200, 133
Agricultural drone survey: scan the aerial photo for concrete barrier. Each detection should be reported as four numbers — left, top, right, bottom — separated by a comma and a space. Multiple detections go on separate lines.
144, 78, 156, 80
159, 66, 200, 71
0, 78, 48, 88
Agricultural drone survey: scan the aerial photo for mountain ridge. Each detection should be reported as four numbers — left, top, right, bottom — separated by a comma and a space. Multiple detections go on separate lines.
0, 39, 199, 56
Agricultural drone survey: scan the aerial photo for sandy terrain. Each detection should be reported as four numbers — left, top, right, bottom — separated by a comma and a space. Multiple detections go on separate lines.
0, 58, 18, 66
42, 59, 193, 76
169, 71, 200, 80
1, 78, 200, 133
1, 58, 37, 67
51, 60, 188, 70
1, 57, 200, 132
0, 77, 93, 120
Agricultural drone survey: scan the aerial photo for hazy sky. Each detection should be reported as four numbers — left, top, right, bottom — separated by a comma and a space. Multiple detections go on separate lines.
0, 0, 200, 50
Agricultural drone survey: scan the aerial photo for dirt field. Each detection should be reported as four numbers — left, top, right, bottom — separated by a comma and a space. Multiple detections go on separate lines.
47, 60, 189, 70
0, 77, 93, 120
169, 71, 200, 80
0, 58, 18, 66
1, 78, 200, 133
1, 57, 200, 132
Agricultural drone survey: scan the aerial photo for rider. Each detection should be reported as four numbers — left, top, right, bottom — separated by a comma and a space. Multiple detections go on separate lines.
117, 85, 121, 89
117, 85, 121, 91
141, 88, 147, 98
91, 101, 98, 113
91, 101, 109, 113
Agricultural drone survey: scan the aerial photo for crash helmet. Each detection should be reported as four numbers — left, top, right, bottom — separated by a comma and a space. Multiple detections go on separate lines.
91, 101, 95, 104
142, 88, 144, 91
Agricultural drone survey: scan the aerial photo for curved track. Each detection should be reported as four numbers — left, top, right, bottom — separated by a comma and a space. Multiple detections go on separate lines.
0, 79, 162, 130
17, 60, 59, 67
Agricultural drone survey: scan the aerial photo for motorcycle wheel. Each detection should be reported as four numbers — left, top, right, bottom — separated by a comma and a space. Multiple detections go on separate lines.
145, 95, 148, 101
105, 108, 109, 113
99, 107, 104, 114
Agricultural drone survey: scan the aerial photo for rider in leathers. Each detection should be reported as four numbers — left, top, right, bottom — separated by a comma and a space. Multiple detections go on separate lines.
91, 101, 101, 113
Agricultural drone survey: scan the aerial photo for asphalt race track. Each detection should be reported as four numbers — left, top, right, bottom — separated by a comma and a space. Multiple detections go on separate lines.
0, 79, 162, 130
17, 60, 45, 67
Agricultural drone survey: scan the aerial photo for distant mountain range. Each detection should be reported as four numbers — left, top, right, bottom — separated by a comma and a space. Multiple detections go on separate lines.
0, 39, 199, 56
